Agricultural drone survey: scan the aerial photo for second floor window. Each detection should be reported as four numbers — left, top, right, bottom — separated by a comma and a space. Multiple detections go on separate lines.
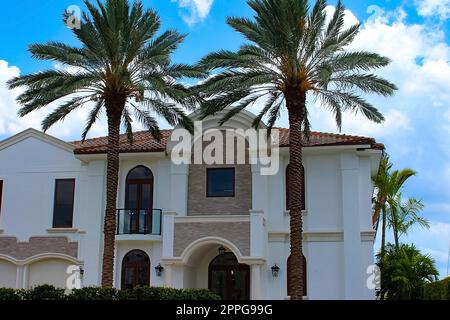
207, 168, 235, 197
53, 179, 75, 228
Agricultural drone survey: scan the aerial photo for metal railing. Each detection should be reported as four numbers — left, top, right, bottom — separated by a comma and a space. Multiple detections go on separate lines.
116, 209, 162, 235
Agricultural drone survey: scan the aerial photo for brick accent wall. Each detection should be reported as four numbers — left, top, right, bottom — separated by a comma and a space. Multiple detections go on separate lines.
187, 131, 252, 215
0, 236, 78, 260
173, 222, 250, 257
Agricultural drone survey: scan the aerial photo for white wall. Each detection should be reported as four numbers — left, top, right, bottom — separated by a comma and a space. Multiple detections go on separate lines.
28, 258, 73, 288
0, 260, 17, 288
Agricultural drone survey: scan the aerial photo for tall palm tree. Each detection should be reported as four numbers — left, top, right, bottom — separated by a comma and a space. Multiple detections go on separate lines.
7, 0, 205, 286
197, 0, 396, 299
373, 156, 417, 254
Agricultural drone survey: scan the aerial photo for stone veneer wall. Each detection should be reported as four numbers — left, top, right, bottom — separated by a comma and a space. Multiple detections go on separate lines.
0, 236, 78, 260
173, 222, 250, 257
187, 131, 252, 215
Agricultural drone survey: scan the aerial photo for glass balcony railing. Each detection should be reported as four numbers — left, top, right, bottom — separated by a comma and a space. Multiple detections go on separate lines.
116, 209, 162, 235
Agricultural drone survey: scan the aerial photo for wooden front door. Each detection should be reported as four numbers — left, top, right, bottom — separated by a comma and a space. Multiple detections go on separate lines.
121, 250, 150, 290
208, 252, 250, 300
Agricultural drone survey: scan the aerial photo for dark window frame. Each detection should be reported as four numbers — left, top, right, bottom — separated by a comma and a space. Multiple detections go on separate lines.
0, 180, 3, 215
125, 165, 154, 210
206, 167, 236, 198
52, 179, 76, 228
286, 164, 306, 211
121, 249, 151, 290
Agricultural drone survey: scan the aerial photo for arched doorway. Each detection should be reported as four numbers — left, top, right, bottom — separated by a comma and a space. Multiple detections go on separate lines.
287, 255, 307, 297
121, 250, 150, 289
208, 252, 250, 300
125, 166, 154, 234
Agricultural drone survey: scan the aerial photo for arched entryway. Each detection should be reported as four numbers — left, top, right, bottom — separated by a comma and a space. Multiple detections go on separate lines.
208, 252, 250, 300
124, 166, 154, 234
121, 250, 150, 289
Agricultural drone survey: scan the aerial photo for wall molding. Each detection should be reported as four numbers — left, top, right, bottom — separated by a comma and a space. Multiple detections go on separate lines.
175, 215, 250, 223
268, 230, 377, 242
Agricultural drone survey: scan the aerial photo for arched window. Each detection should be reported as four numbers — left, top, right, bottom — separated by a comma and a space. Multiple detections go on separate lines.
286, 164, 306, 211
125, 166, 154, 210
287, 255, 307, 297
121, 249, 150, 289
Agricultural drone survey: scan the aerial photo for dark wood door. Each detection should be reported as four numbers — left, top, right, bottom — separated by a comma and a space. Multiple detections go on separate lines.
208, 253, 250, 300
121, 250, 150, 289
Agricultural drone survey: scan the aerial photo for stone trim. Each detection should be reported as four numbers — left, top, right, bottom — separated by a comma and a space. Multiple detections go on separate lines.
0, 236, 78, 260
175, 215, 250, 223
268, 230, 377, 242
173, 221, 250, 257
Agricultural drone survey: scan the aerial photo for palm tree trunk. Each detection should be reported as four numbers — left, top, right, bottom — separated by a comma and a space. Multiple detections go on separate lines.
101, 96, 125, 287
286, 88, 306, 300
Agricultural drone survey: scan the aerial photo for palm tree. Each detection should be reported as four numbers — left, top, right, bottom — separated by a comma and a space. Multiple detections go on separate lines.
377, 243, 438, 300
373, 156, 417, 253
7, 0, 205, 286
389, 196, 429, 248
197, 0, 396, 299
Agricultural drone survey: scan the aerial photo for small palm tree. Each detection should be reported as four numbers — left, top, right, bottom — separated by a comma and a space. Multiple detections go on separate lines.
7, 0, 205, 286
197, 0, 397, 299
373, 156, 418, 253
377, 243, 438, 300
389, 196, 429, 247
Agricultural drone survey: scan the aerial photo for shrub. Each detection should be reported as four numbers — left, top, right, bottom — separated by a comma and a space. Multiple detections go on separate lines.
66, 286, 118, 300
20, 285, 66, 300
422, 277, 450, 300
0, 288, 21, 300
0, 285, 220, 300
117, 286, 221, 300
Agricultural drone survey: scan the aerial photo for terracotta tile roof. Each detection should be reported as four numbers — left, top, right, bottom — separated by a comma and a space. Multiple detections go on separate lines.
276, 128, 384, 150
72, 130, 171, 155
72, 128, 383, 155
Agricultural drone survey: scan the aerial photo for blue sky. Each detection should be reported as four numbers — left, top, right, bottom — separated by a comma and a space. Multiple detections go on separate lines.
0, 0, 449, 277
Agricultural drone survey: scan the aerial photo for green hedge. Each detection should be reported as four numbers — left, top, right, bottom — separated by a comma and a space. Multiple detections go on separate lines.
0, 285, 221, 300
422, 277, 450, 300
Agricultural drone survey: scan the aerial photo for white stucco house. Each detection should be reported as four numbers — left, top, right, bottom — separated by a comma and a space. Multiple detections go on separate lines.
0, 110, 383, 300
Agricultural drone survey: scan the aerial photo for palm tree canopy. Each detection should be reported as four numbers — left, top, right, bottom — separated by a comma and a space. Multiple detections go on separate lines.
378, 243, 438, 300
373, 155, 418, 229
389, 196, 429, 238
7, 0, 206, 141
197, 0, 397, 132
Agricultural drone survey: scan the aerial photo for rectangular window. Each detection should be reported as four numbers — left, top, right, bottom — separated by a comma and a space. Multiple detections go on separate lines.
0, 180, 3, 215
207, 168, 235, 197
53, 179, 75, 228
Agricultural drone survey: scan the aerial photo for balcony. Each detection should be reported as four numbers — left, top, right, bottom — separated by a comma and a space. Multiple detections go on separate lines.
116, 209, 162, 236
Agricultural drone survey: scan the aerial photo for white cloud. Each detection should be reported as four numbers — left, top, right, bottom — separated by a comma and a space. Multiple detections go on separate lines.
171, 0, 214, 26
415, 0, 450, 20
0, 59, 108, 141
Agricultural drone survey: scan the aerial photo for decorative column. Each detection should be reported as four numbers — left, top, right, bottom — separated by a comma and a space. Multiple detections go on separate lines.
250, 264, 263, 300
250, 210, 266, 258
162, 212, 177, 258
340, 152, 363, 299
169, 163, 189, 216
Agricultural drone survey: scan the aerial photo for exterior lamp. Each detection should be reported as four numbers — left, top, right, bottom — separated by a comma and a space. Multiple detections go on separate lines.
79, 266, 85, 278
218, 246, 226, 255
271, 264, 280, 278
155, 263, 164, 276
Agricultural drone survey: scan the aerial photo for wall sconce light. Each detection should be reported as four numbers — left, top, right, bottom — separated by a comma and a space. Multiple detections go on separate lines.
218, 246, 226, 255
271, 264, 280, 278
79, 266, 85, 278
155, 263, 164, 276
